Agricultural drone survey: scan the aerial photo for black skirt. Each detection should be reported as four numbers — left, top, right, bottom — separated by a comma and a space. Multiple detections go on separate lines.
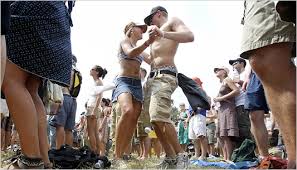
6, 1, 72, 86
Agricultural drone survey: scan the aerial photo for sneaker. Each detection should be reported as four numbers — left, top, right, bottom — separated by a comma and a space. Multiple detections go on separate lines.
176, 152, 189, 169
208, 154, 216, 158
155, 157, 176, 169
17, 154, 44, 169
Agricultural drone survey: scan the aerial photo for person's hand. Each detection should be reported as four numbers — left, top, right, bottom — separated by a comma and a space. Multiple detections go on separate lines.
242, 78, 250, 91
149, 25, 164, 37
146, 28, 158, 45
213, 97, 223, 102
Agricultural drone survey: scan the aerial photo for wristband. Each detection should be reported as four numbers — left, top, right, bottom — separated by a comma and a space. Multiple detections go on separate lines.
161, 31, 165, 38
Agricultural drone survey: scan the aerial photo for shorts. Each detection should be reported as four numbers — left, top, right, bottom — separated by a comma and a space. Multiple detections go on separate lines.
235, 105, 251, 138
206, 122, 216, 144
85, 106, 101, 118
240, 0, 295, 59
188, 114, 206, 139
49, 94, 77, 130
244, 71, 270, 113
137, 110, 151, 137
111, 76, 143, 103
143, 73, 178, 124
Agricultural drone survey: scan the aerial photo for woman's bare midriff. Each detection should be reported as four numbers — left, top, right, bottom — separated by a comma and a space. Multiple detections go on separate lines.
119, 60, 141, 79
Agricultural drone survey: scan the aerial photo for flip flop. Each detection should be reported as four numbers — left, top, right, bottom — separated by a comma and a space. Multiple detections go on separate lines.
257, 157, 271, 169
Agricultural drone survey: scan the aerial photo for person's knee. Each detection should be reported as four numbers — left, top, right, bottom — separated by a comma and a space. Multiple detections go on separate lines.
25, 77, 41, 97
121, 105, 137, 121
2, 61, 28, 92
249, 111, 264, 124
250, 43, 294, 78
56, 126, 65, 133
65, 130, 72, 135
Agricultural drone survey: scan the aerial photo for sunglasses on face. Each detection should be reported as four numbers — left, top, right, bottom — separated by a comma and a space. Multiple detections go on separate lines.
215, 69, 223, 73
232, 61, 240, 66
149, 12, 158, 26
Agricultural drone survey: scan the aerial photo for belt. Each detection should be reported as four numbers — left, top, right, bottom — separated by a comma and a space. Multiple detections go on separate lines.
149, 70, 177, 78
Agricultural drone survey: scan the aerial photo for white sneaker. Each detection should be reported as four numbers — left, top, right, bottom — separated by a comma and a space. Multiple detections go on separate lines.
155, 157, 176, 169
176, 152, 189, 169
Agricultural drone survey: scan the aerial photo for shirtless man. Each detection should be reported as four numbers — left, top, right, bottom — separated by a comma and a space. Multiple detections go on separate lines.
143, 6, 194, 168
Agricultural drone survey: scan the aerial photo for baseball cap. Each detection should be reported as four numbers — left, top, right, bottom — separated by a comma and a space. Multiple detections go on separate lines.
214, 66, 230, 74
124, 22, 148, 36
229, 58, 247, 67
144, 6, 168, 26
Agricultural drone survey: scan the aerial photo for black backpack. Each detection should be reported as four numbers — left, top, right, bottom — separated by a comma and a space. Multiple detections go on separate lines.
70, 69, 82, 98
48, 145, 111, 169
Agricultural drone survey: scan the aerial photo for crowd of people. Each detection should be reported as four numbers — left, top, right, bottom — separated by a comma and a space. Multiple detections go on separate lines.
0, 0, 296, 169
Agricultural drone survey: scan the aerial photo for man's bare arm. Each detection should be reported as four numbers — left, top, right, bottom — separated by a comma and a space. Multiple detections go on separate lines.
161, 17, 194, 43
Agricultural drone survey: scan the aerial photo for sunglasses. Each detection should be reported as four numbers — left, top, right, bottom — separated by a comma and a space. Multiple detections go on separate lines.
232, 61, 240, 66
149, 12, 158, 26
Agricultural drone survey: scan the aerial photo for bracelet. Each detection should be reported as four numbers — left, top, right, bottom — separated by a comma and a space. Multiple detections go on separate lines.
161, 31, 165, 38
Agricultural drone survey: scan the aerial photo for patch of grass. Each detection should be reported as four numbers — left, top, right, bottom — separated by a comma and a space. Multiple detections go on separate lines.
1, 150, 14, 168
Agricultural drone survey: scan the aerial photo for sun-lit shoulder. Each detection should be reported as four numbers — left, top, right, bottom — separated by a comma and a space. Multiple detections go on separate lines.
169, 17, 183, 25
224, 77, 233, 83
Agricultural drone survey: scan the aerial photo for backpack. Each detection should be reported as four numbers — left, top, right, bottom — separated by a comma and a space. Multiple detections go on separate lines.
70, 69, 82, 97
231, 139, 257, 162
43, 80, 64, 115
48, 145, 111, 169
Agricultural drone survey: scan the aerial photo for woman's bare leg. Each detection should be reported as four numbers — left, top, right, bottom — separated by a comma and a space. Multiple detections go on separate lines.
2, 60, 41, 158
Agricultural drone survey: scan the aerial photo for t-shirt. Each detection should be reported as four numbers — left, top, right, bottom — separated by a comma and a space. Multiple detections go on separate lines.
232, 67, 249, 106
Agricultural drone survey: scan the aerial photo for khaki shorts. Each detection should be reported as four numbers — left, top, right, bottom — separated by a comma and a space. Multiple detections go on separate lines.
143, 74, 178, 124
136, 110, 151, 137
86, 106, 101, 118
240, 0, 295, 59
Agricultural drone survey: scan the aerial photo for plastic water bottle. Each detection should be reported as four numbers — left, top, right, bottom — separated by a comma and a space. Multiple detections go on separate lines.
94, 160, 104, 169
144, 127, 152, 134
